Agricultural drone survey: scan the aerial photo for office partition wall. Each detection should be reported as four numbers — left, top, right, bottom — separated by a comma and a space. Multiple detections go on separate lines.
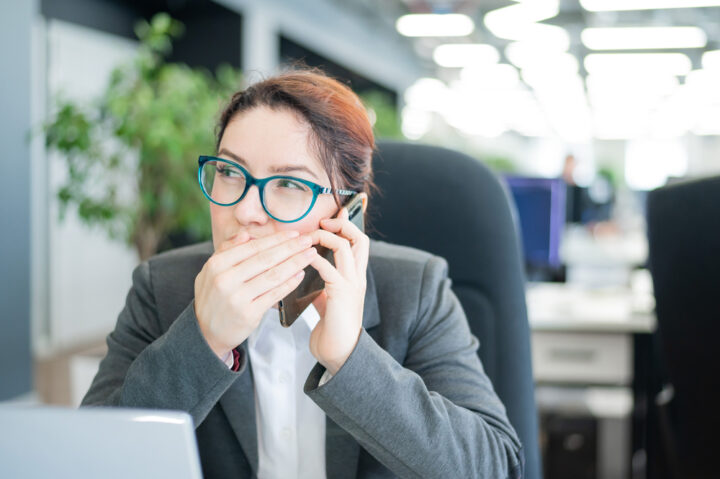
0, 0, 36, 401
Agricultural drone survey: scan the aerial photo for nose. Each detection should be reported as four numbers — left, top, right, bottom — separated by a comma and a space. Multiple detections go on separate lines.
233, 184, 269, 226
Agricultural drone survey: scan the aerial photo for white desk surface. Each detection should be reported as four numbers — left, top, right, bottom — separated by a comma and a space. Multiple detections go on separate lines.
526, 282, 656, 334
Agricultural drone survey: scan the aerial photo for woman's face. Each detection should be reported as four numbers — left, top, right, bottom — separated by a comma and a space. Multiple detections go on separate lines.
210, 106, 340, 251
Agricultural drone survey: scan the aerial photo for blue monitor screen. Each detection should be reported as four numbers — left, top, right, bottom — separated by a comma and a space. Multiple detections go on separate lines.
504, 176, 566, 269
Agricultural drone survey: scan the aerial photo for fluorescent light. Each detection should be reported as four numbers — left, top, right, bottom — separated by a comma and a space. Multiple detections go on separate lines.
404, 78, 449, 112
532, 75, 593, 142
484, 0, 559, 40
625, 140, 688, 191
684, 69, 720, 103
401, 107, 433, 140
501, 90, 553, 137
460, 63, 519, 89
594, 109, 649, 140
486, 12, 568, 47
586, 74, 679, 107
584, 53, 692, 76
702, 50, 720, 70
582, 27, 707, 50
651, 97, 693, 138
693, 105, 720, 135
433, 44, 499, 68
586, 74, 679, 95
506, 41, 571, 70
520, 53, 579, 88
444, 106, 507, 137
396, 14, 474, 37
581, 0, 720, 11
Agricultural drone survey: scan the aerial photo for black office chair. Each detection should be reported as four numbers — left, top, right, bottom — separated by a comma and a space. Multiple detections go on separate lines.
646, 175, 720, 479
367, 141, 541, 479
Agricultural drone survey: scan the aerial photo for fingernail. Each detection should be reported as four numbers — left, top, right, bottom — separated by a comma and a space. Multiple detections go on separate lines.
286, 230, 300, 238
305, 247, 317, 258
301, 235, 312, 247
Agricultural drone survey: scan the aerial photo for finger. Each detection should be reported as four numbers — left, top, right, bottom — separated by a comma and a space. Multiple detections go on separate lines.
319, 214, 369, 276
244, 247, 318, 300
319, 214, 363, 244
217, 230, 251, 253
310, 229, 355, 278
211, 230, 300, 272
308, 253, 344, 285
233, 234, 314, 282
251, 268, 307, 315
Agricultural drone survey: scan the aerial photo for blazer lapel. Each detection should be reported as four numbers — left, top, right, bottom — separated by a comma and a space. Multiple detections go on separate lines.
324, 260, 381, 477
361, 258, 381, 330
325, 416, 361, 479
218, 344, 259, 475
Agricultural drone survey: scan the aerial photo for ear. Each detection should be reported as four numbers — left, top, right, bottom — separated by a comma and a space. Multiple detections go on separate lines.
358, 192, 369, 213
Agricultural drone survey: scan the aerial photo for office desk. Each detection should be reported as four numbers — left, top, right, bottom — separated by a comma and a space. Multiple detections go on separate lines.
527, 283, 656, 479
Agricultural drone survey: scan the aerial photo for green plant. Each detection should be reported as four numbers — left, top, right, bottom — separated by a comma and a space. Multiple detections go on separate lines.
359, 90, 403, 139
45, 13, 242, 261
482, 155, 517, 173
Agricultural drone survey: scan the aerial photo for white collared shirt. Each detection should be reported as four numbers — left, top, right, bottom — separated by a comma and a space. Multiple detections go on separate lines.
224, 305, 328, 479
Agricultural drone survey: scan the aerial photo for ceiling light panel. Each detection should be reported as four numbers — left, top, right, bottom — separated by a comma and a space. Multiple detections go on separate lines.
460, 64, 520, 89
484, 0, 565, 44
582, 27, 707, 50
584, 53, 692, 76
581, 0, 720, 11
396, 14, 474, 37
433, 44, 500, 67
702, 50, 720, 70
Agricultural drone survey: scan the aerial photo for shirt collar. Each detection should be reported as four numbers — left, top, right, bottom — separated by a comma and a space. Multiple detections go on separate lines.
247, 303, 320, 350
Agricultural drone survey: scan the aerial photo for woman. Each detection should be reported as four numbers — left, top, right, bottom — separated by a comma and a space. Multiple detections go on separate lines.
83, 69, 523, 479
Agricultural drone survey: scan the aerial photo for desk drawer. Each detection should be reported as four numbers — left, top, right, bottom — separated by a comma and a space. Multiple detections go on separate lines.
532, 332, 632, 385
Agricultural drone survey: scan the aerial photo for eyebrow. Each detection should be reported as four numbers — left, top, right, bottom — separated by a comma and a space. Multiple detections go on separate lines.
218, 148, 320, 181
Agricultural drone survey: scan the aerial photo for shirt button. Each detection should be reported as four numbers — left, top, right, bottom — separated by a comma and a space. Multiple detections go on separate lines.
279, 371, 291, 384
281, 427, 292, 439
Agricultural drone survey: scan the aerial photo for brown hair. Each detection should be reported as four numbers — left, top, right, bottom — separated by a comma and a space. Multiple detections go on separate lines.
216, 68, 376, 205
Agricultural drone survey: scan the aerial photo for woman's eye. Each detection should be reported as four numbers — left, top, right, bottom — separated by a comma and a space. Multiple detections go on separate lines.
277, 179, 305, 190
218, 165, 242, 178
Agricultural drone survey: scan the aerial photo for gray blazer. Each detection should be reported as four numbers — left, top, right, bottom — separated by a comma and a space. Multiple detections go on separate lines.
82, 240, 523, 479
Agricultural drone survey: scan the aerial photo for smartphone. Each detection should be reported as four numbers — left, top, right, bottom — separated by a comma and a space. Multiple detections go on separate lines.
277, 194, 365, 328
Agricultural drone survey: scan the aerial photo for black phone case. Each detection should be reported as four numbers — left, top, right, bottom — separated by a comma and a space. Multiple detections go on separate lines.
277, 196, 365, 327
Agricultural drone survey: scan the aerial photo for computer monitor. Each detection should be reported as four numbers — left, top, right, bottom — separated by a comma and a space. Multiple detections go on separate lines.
0, 406, 203, 479
504, 176, 566, 274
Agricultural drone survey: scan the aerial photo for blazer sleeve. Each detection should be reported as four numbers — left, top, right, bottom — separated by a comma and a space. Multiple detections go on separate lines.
304, 255, 524, 479
81, 261, 245, 426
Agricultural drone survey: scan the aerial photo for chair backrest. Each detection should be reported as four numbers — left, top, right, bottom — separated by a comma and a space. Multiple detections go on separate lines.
367, 140, 541, 479
646, 175, 720, 477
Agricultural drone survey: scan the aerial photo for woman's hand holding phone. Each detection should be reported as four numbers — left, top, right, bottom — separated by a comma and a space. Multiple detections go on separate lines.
194, 230, 318, 360
309, 206, 370, 376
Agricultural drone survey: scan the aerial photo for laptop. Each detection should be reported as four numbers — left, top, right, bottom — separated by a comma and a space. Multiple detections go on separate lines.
0, 406, 203, 479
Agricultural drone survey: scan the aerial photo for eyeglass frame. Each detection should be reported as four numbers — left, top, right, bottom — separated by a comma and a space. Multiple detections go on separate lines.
197, 155, 357, 223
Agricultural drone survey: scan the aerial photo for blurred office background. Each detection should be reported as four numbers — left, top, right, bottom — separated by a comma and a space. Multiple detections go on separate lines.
2, 1, 720, 478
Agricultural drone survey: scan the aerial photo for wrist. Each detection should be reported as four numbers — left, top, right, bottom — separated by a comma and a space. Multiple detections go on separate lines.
197, 320, 232, 360
321, 329, 362, 375
323, 359, 344, 377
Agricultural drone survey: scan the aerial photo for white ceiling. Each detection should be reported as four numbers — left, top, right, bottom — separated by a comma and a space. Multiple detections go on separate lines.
333, 0, 720, 141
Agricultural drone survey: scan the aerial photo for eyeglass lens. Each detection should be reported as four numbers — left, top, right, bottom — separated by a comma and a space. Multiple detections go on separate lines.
200, 160, 315, 221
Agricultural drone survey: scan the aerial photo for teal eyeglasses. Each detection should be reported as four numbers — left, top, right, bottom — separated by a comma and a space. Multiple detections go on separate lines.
198, 156, 357, 223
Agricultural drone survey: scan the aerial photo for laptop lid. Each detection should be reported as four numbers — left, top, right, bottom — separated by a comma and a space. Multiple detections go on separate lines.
0, 406, 203, 479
